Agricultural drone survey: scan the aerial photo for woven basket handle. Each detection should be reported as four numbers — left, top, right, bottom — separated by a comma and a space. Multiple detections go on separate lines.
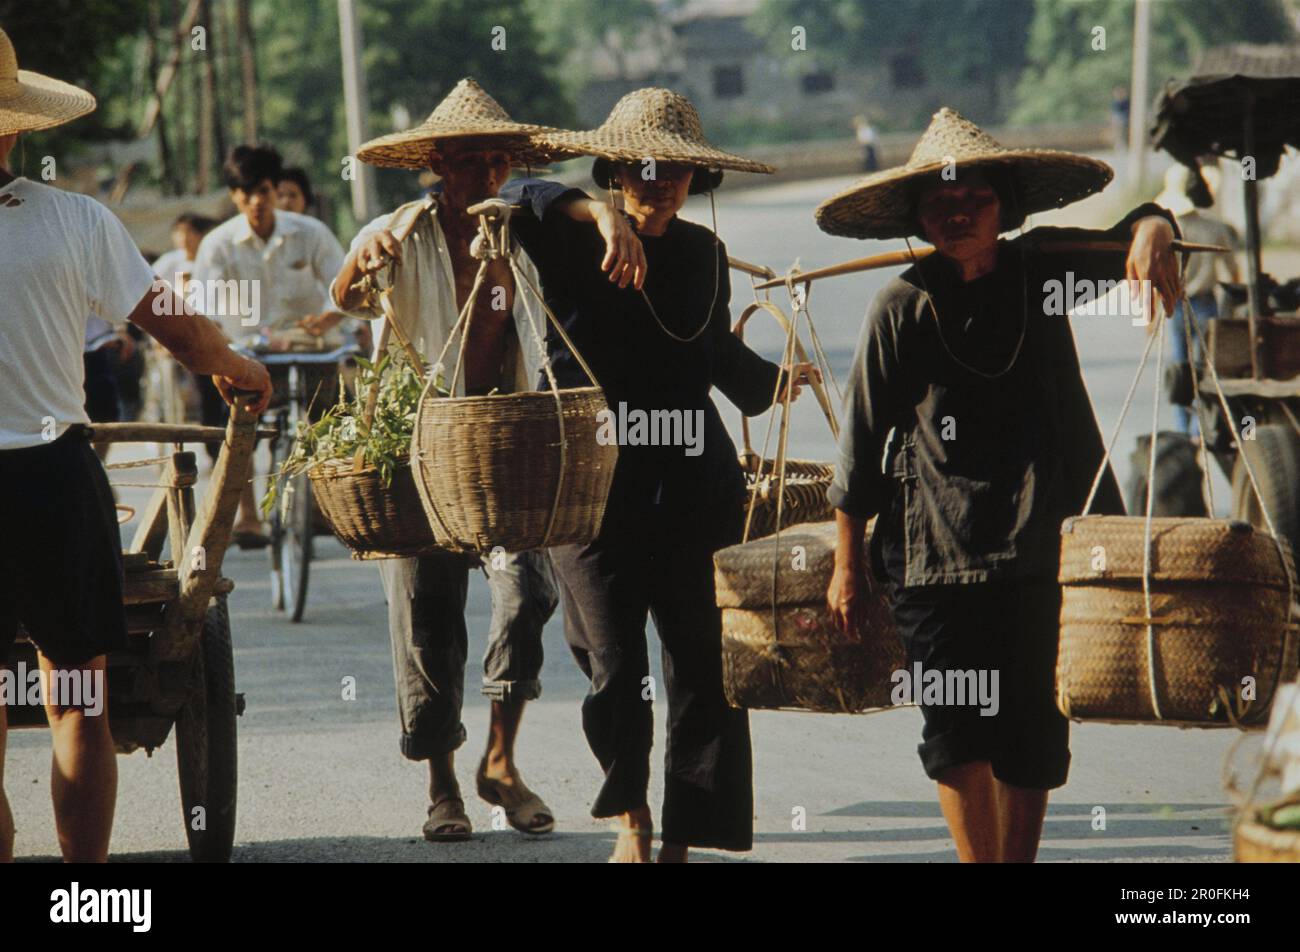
734, 300, 839, 462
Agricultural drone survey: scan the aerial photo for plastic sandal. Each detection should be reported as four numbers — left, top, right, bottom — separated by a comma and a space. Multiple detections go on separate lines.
476, 760, 555, 835
423, 796, 473, 842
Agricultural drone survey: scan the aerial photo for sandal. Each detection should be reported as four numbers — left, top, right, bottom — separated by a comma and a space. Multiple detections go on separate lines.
423, 796, 473, 842
476, 760, 555, 835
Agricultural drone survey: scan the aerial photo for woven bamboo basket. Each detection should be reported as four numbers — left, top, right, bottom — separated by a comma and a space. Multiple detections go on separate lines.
715, 519, 905, 713
735, 300, 837, 541
740, 453, 834, 540
1057, 516, 1298, 727
1234, 796, 1300, 862
309, 455, 440, 560
412, 387, 618, 552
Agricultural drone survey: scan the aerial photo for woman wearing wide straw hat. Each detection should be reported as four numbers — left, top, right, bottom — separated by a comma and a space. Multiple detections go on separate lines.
822, 107, 1182, 862
499, 88, 817, 862
0, 26, 271, 862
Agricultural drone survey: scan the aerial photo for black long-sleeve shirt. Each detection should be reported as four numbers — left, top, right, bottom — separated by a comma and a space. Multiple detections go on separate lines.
830, 203, 1177, 585
500, 178, 783, 545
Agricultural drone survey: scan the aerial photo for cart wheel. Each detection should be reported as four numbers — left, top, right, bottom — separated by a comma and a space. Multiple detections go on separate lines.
282, 474, 313, 623
175, 595, 238, 863
1231, 423, 1300, 552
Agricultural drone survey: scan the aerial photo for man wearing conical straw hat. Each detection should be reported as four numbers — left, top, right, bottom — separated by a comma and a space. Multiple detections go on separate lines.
821, 107, 1182, 862
498, 87, 818, 862
0, 27, 271, 862
331, 78, 587, 843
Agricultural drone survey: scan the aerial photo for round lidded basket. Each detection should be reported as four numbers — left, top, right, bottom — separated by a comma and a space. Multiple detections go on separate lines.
715, 519, 905, 713
411, 386, 617, 553
1056, 515, 1299, 727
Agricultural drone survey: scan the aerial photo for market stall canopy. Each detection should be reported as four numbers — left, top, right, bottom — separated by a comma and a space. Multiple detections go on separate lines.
1150, 44, 1300, 180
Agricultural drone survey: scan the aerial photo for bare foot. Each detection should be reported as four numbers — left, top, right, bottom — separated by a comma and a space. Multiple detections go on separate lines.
610, 806, 653, 863
657, 841, 688, 863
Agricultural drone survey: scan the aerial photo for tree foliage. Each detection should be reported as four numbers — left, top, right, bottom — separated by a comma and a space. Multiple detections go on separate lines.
1011, 0, 1293, 124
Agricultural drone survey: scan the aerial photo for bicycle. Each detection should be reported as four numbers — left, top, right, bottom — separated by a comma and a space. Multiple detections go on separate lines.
240, 340, 359, 622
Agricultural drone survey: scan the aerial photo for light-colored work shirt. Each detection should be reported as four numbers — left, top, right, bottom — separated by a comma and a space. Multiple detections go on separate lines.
1175, 211, 1239, 298
0, 177, 155, 449
333, 196, 549, 391
192, 209, 345, 342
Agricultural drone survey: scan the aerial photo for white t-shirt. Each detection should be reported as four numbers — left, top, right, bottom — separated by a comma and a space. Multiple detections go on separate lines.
191, 209, 345, 342
0, 177, 155, 449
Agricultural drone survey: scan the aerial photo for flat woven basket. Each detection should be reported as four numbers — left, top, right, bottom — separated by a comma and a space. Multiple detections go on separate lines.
1057, 515, 1299, 727
309, 454, 441, 560
412, 387, 618, 553
1234, 795, 1300, 862
740, 454, 834, 540
715, 519, 904, 713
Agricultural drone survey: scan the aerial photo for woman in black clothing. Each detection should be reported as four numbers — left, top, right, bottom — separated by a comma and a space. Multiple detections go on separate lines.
820, 108, 1182, 862
502, 88, 816, 862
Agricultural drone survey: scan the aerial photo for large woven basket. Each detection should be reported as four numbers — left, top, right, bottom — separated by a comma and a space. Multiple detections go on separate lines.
411, 387, 618, 553
1234, 796, 1300, 862
1057, 516, 1298, 727
715, 519, 904, 713
309, 455, 440, 560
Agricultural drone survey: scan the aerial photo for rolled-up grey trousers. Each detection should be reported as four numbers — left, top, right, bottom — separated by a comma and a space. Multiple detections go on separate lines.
379, 548, 557, 761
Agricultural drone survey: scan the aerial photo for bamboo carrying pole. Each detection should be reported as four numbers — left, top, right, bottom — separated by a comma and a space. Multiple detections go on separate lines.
751, 239, 1231, 291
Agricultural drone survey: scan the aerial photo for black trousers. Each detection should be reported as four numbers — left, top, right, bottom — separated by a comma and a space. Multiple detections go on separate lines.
549, 523, 753, 851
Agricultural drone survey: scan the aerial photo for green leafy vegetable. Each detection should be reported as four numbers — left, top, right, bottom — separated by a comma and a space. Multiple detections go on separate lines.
261, 355, 444, 517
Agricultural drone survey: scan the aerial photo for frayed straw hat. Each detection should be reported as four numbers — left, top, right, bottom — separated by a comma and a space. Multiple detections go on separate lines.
357, 78, 563, 170
815, 107, 1113, 240
534, 88, 775, 191
0, 28, 96, 136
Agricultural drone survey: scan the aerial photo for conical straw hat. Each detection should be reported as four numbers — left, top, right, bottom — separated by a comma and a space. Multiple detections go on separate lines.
815, 107, 1113, 240
0, 28, 96, 136
357, 78, 565, 169
534, 87, 774, 175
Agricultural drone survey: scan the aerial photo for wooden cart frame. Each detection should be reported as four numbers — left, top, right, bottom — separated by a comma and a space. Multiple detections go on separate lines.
8, 398, 261, 862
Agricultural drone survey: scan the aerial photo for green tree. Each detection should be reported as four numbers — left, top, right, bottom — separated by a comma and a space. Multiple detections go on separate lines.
254, 0, 574, 234
0, 1, 151, 164
1011, 0, 1293, 124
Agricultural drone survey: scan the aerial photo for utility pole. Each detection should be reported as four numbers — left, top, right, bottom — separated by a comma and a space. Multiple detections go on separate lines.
338, 0, 379, 223
1127, 0, 1152, 190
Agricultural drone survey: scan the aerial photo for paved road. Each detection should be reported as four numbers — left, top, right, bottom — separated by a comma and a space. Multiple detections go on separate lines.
8, 173, 1275, 862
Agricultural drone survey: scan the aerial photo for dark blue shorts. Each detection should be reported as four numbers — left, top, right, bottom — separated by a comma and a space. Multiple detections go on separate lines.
0, 427, 128, 667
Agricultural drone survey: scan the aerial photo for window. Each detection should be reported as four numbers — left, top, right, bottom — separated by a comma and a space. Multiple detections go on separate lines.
713, 65, 744, 98
890, 54, 925, 89
801, 70, 835, 94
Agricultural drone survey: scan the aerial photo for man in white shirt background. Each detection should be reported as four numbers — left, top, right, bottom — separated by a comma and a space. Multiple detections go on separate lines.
0, 26, 271, 862
192, 144, 348, 547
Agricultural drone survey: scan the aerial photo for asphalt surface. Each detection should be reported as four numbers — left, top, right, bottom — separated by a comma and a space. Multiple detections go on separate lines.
7, 172, 1282, 863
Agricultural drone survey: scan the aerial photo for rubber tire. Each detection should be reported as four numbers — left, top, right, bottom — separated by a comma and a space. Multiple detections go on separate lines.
175, 596, 238, 863
1231, 423, 1300, 554
1124, 431, 1209, 518
284, 474, 313, 623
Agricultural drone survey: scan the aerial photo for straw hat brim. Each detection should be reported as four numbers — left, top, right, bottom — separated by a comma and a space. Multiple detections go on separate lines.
814, 150, 1113, 240
534, 128, 774, 175
357, 122, 573, 170
0, 70, 96, 136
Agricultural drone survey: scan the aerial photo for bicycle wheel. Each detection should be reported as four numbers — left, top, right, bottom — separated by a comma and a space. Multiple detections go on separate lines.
282, 472, 313, 622
268, 423, 288, 612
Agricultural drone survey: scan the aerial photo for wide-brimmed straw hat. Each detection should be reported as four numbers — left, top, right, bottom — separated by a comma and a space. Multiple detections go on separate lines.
815, 107, 1113, 240
357, 78, 562, 170
534, 87, 774, 193
0, 28, 96, 136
